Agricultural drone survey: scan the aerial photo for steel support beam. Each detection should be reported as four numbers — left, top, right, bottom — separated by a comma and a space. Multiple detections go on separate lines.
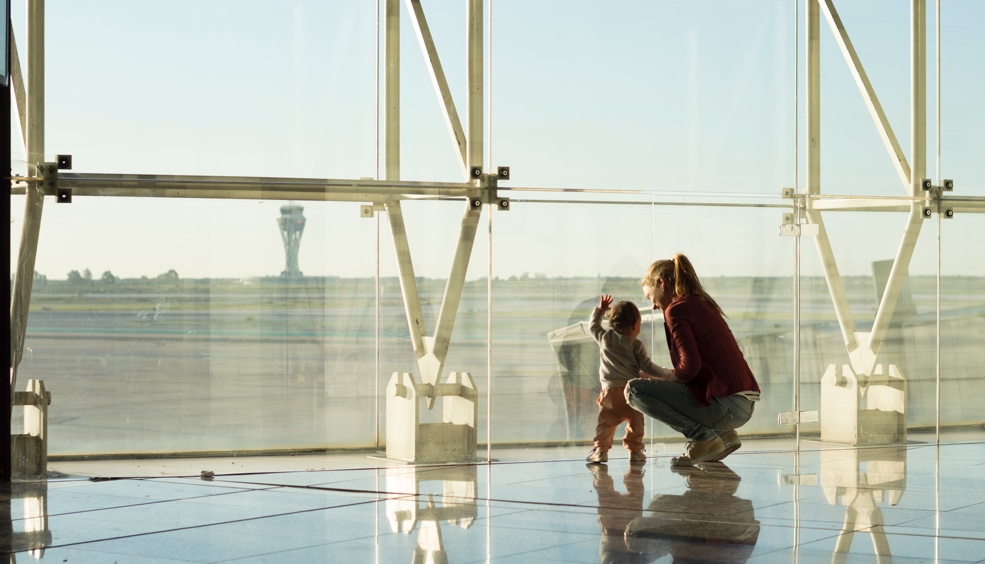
3, 0, 12, 484
467, 0, 483, 171
385, 0, 399, 181
10, 0, 45, 397
8, 20, 25, 147
378, 0, 486, 410
384, 201, 429, 363
804, 0, 930, 376
47, 173, 473, 202
431, 201, 482, 373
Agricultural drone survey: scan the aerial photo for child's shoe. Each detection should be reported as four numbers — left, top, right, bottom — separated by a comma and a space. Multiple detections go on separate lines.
629, 450, 646, 463
586, 447, 608, 463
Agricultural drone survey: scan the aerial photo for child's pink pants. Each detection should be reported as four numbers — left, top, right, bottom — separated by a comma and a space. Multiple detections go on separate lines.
592, 385, 645, 452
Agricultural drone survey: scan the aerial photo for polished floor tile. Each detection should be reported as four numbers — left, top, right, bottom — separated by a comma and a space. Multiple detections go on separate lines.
3, 430, 985, 562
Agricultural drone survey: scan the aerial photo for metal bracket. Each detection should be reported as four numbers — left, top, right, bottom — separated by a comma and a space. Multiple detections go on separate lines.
466, 166, 510, 211
778, 187, 817, 236
360, 203, 384, 218
38, 161, 72, 203
777, 410, 819, 425
921, 178, 955, 219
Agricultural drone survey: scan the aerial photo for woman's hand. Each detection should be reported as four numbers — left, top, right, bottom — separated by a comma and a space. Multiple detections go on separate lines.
641, 366, 677, 382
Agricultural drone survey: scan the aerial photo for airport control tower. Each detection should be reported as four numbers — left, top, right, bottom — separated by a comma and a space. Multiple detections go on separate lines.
278, 204, 306, 278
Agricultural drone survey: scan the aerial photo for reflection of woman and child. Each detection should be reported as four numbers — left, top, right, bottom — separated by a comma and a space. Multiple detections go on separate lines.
590, 463, 760, 563
586, 253, 761, 466
630, 463, 760, 562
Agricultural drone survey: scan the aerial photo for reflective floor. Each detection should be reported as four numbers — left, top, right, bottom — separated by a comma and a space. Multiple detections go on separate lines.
4, 430, 985, 563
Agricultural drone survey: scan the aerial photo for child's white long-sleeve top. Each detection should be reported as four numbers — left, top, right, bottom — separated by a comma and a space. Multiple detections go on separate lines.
590, 307, 665, 389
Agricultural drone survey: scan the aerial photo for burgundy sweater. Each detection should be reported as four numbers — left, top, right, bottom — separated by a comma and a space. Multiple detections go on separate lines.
663, 295, 760, 406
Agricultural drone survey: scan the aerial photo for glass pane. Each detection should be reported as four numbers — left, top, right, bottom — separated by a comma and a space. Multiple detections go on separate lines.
394, 1, 468, 184
491, 199, 656, 445
44, 1, 378, 179
938, 1, 985, 439
940, 212, 985, 435
940, 2, 985, 196
491, 195, 793, 450
16, 199, 379, 455
646, 203, 794, 441
800, 201, 932, 444
819, 3, 913, 198
491, 0, 795, 194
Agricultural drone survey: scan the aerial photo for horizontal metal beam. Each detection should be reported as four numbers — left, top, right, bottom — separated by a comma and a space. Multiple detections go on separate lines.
810, 197, 985, 214
10, 173, 983, 214
11, 172, 476, 203
810, 198, 918, 212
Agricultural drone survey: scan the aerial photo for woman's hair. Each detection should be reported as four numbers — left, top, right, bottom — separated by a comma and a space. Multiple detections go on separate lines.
609, 300, 641, 335
640, 253, 725, 316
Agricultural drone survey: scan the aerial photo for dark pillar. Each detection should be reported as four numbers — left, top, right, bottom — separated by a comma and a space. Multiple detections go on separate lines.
2, 0, 13, 483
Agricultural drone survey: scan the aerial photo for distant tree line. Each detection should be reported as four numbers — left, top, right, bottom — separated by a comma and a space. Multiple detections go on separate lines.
31, 269, 182, 284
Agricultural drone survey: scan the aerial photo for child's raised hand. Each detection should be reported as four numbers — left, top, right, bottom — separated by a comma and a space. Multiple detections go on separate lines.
599, 294, 613, 311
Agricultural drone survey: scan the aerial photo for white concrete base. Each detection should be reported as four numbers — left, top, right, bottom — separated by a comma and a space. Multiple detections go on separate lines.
12, 379, 52, 479
385, 371, 478, 463
820, 364, 906, 445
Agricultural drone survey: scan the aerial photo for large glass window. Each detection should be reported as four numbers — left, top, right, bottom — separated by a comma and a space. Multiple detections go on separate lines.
7, 1, 984, 460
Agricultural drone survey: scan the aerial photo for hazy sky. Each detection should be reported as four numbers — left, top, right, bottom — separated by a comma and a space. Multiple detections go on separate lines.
9, 1, 985, 281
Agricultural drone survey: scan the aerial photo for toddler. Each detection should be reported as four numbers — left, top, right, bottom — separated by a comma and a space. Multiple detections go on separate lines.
586, 294, 671, 463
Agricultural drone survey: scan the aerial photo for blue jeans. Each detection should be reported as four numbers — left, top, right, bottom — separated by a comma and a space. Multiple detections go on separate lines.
625, 378, 755, 442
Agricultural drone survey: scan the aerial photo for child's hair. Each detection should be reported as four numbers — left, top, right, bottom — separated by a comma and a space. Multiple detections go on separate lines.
609, 300, 641, 335
640, 253, 725, 317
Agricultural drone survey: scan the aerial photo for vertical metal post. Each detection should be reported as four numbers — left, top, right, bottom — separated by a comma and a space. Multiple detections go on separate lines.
483, 0, 493, 464
10, 0, 44, 404
380, 0, 400, 448
934, 0, 941, 446
806, 0, 819, 199
793, 0, 802, 448
911, 0, 926, 200
467, 0, 483, 171
385, 0, 399, 182
2, 0, 12, 483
